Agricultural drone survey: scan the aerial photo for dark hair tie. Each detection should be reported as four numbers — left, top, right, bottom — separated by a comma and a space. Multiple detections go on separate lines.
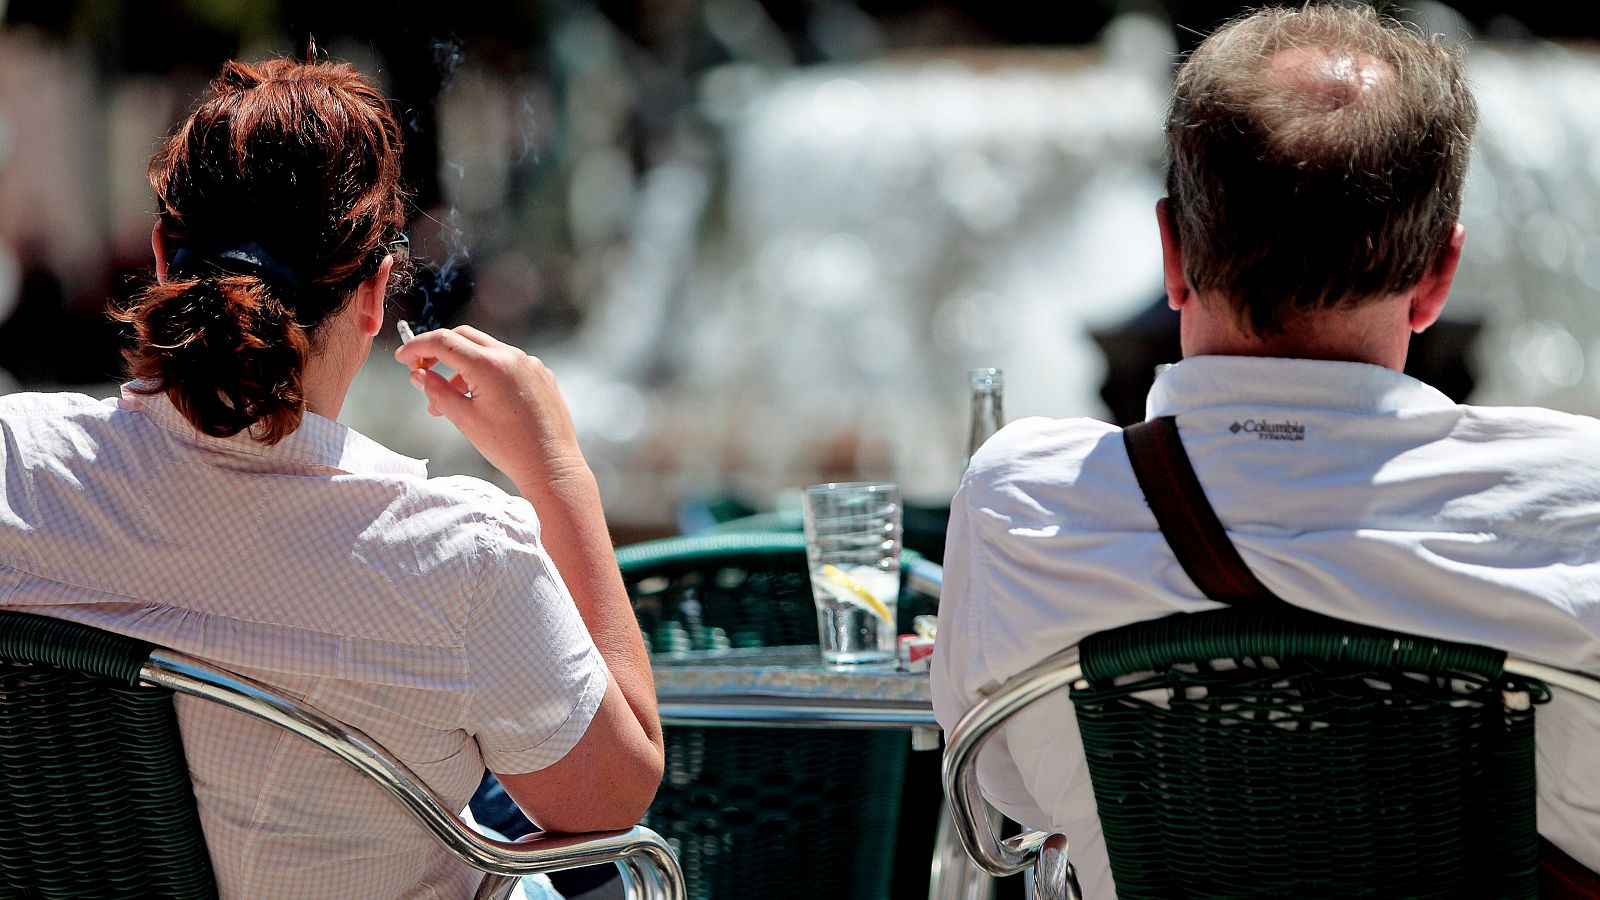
168, 241, 303, 293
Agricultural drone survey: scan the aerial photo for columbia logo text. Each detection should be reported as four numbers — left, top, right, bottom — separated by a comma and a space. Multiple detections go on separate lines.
1230, 419, 1306, 441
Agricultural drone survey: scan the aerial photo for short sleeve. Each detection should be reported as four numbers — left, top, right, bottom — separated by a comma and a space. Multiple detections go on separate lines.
930, 473, 985, 724
931, 471, 1053, 828
462, 501, 608, 775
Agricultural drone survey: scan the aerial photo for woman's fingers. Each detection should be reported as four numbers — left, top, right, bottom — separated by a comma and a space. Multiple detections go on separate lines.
449, 324, 499, 348
395, 326, 495, 373
410, 367, 471, 421
395, 324, 582, 493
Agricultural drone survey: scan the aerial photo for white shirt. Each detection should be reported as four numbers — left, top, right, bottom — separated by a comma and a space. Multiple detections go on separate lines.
931, 355, 1600, 899
0, 386, 609, 899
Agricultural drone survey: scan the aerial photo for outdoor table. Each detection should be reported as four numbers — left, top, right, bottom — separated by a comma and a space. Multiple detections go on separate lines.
650, 645, 993, 900
652, 644, 938, 744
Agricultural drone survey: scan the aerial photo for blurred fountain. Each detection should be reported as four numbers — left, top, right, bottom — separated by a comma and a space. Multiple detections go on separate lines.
0, 86, 13, 336
556, 12, 1174, 523
1449, 43, 1600, 415
345, 14, 1600, 532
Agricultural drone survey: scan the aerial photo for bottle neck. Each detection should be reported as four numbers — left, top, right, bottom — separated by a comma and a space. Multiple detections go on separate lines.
966, 387, 1004, 461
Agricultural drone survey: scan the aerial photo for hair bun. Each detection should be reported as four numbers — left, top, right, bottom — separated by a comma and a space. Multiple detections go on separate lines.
121, 275, 310, 443
130, 56, 407, 444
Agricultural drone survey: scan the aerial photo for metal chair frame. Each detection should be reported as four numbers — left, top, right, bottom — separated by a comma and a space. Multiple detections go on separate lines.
942, 633, 1600, 900
75, 532, 947, 900
78, 642, 682, 900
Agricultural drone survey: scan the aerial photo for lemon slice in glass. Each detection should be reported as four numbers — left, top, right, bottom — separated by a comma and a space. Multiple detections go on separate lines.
815, 564, 895, 624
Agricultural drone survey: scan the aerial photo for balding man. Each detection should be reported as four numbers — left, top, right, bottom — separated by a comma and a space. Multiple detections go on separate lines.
931, 6, 1600, 897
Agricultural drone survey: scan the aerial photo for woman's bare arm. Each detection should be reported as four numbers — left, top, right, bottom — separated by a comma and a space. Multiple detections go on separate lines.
398, 325, 662, 828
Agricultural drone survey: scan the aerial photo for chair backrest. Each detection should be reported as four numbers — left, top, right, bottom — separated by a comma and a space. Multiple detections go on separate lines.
699, 501, 951, 565
619, 531, 939, 651
0, 610, 217, 899
622, 531, 821, 650
617, 531, 939, 900
941, 609, 1588, 900
0, 609, 684, 900
1070, 609, 1547, 900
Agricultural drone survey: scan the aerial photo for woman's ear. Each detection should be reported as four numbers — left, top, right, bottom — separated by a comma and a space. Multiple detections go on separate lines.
354, 254, 394, 337
151, 222, 169, 284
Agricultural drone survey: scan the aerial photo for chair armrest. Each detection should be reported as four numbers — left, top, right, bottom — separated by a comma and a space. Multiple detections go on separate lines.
1505, 657, 1600, 703
905, 554, 942, 600
139, 650, 684, 899
941, 646, 1081, 878
471, 826, 683, 900
1031, 833, 1083, 900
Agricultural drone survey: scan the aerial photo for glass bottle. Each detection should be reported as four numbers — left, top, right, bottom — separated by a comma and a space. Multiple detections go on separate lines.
966, 367, 1005, 464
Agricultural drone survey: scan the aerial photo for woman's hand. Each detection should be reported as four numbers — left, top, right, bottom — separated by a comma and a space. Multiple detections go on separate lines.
395, 325, 586, 492
397, 323, 665, 791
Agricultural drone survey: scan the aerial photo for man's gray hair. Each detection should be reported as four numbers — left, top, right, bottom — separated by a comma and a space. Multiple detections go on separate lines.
1166, 3, 1477, 336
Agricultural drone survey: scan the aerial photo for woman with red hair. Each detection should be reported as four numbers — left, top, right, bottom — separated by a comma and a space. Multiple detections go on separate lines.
0, 57, 662, 897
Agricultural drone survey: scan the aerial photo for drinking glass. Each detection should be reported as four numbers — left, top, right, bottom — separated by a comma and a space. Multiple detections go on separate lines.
802, 482, 901, 664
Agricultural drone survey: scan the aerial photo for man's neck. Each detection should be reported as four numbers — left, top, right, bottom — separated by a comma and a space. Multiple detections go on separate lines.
1179, 293, 1415, 371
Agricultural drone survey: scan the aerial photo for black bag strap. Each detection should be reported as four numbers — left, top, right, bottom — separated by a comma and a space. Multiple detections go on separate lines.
1123, 416, 1284, 610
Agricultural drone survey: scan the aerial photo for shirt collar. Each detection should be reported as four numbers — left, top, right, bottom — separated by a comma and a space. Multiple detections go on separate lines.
1146, 355, 1457, 419
121, 382, 428, 479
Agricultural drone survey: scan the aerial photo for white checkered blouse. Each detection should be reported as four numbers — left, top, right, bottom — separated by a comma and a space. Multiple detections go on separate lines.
0, 385, 608, 899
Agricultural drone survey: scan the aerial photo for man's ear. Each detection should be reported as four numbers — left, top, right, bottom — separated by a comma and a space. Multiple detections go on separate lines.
151, 222, 169, 284
1410, 223, 1464, 333
1156, 198, 1191, 310
354, 253, 394, 338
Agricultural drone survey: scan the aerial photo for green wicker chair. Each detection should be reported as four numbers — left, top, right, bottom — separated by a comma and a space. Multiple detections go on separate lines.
0, 611, 216, 899
943, 609, 1600, 900
622, 531, 939, 650
700, 503, 950, 565
0, 609, 684, 900
618, 531, 940, 900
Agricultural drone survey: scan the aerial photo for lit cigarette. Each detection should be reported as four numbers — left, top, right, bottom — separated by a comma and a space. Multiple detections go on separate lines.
397, 320, 428, 370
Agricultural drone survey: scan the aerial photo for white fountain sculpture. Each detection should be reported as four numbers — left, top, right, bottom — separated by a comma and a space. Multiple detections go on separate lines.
345, 20, 1600, 529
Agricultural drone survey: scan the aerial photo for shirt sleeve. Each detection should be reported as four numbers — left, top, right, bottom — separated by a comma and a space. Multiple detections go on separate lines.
930, 469, 1054, 828
462, 501, 609, 776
